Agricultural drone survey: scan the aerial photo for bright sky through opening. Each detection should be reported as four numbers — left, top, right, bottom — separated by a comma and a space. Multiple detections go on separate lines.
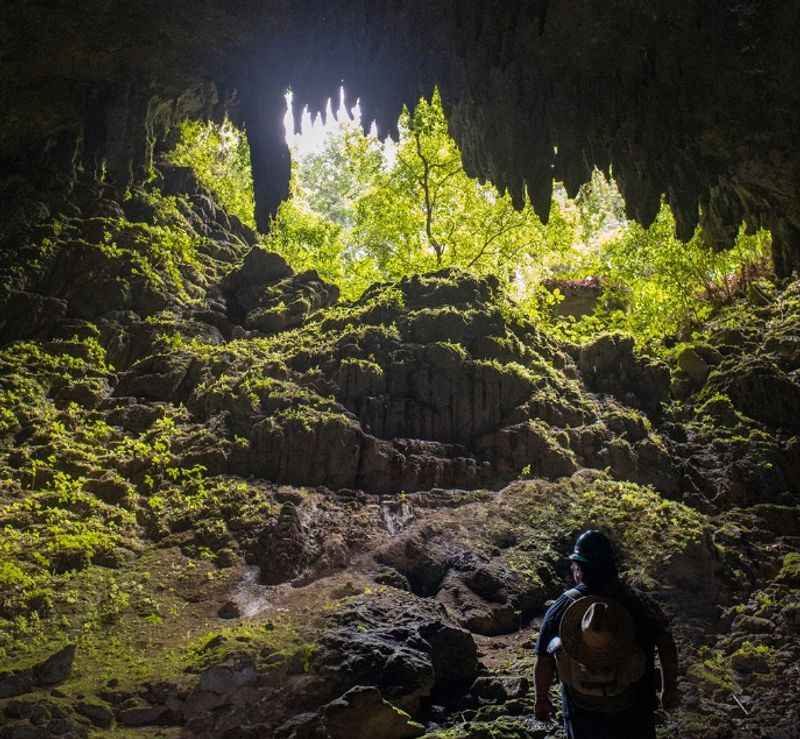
283, 87, 386, 160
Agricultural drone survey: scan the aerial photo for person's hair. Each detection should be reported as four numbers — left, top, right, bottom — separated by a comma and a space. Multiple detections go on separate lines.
577, 559, 618, 590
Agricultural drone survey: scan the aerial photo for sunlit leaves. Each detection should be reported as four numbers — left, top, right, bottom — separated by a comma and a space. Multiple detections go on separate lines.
168, 118, 256, 229
276, 89, 573, 300
549, 201, 772, 349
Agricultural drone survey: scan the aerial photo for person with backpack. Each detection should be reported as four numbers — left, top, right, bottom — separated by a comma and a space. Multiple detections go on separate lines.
533, 530, 680, 738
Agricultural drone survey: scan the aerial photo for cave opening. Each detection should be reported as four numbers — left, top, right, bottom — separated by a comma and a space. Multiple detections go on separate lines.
167, 83, 773, 344
2, 3, 800, 737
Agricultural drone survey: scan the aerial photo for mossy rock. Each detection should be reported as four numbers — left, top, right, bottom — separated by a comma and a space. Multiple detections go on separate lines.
776, 552, 800, 586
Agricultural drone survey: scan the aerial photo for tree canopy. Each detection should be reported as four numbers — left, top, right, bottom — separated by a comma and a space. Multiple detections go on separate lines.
168, 91, 773, 351
269, 90, 575, 300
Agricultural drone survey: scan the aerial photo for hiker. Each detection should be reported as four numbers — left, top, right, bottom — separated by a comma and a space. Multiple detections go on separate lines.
533, 530, 680, 739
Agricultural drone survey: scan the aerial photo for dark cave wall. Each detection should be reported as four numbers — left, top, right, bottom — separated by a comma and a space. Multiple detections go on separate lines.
2, 1, 799, 272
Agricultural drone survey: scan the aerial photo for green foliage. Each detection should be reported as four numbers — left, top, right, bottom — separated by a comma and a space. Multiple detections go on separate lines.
734, 640, 774, 658
572, 168, 627, 246
777, 552, 800, 585
168, 117, 256, 229
689, 647, 736, 692
293, 123, 384, 228
13, 186, 212, 312
264, 201, 355, 295
353, 91, 566, 281
0, 471, 130, 575
0, 337, 114, 448
272, 90, 573, 300
108, 221, 198, 298
271, 91, 773, 350
545, 203, 772, 349
145, 472, 277, 545
570, 479, 707, 586
512, 477, 709, 592
186, 618, 317, 673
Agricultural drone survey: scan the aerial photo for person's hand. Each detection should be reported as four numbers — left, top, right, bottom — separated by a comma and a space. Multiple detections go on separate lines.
534, 693, 554, 722
661, 685, 681, 711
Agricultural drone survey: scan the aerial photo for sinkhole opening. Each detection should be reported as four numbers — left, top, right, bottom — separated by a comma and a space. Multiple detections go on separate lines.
167, 86, 773, 354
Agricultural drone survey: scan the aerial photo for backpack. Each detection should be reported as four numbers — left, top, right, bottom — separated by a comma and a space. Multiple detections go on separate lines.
547, 589, 646, 713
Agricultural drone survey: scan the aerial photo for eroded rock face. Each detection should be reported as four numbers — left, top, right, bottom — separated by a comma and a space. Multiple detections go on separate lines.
155, 263, 681, 495
579, 333, 670, 418
3, 3, 800, 273
3, 181, 800, 739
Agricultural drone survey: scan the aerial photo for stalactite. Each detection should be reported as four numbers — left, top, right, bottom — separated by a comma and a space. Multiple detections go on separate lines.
1, 0, 799, 272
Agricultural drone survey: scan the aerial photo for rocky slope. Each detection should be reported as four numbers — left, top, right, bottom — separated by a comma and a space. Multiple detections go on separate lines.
0, 172, 799, 738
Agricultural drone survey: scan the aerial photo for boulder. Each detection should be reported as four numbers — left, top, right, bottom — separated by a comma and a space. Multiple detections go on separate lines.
33, 644, 76, 686
2, 725, 49, 739
274, 712, 320, 739
75, 701, 114, 729
373, 567, 412, 591
0, 670, 34, 700
244, 270, 339, 334
317, 594, 479, 715
117, 705, 171, 727
218, 600, 241, 619
222, 247, 293, 315
373, 532, 451, 597
198, 660, 258, 695
322, 686, 425, 739
115, 353, 195, 402
677, 347, 710, 386
733, 616, 775, 634
0, 645, 76, 698
470, 676, 530, 702
436, 558, 546, 636
84, 473, 135, 506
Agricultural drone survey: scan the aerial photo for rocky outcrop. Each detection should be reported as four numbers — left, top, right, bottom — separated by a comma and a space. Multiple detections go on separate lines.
0, 645, 76, 699
316, 594, 480, 715
579, 332, 671, 418
258, 503, 308, 585
3, 179, 800, 739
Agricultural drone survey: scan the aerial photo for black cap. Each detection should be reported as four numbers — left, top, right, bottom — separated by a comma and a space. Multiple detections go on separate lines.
568, 530, 616, 567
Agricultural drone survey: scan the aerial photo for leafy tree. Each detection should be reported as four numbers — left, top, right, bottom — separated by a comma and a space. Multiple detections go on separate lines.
292, 124, 383, 229
265, 201, 347, 287
548, 201, 772, 348
168, 118, 256, 229
573, 168, 627, 248
270, 89, 576, 300
349, 91, 574, 288
165, 99, 774, 353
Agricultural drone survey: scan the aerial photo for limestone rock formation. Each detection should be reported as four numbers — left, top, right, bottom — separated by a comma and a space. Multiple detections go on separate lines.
2, 3, 800, 271
1, 172, 799, 739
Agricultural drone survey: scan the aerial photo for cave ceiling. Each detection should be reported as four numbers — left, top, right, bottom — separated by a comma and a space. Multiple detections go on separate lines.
2, 1, 799, 272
